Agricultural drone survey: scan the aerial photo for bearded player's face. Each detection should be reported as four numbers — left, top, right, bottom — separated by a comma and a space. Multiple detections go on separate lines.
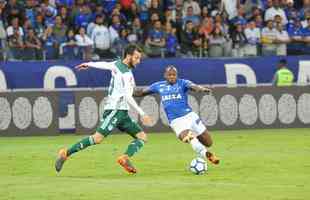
129, 50, 142, 68
165, 69, 177, 84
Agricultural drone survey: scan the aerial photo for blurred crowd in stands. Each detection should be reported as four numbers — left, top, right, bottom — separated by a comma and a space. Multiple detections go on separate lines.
0, 0, 309, 60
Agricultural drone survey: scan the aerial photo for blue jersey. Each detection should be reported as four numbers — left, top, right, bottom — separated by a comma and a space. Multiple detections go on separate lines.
149, 79, 193, 123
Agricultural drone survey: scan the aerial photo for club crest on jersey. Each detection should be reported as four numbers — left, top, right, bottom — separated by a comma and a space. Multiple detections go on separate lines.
162, 93, 182, 101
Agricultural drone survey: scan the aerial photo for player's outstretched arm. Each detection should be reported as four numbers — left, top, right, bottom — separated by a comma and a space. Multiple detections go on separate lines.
75, 61, 115, 71
189, 83, 212, 94
133, 88, 153, 97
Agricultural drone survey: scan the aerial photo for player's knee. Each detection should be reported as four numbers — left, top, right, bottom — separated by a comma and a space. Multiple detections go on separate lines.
136, 132, 147, 143
93, 132, 104, 144
179, 131, 194, 143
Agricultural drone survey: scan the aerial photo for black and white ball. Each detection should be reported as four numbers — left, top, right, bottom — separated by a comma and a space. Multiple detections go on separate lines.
189, 157, 207, 175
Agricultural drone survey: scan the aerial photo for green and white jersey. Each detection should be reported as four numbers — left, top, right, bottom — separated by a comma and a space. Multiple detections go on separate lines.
85, 59, 145, 115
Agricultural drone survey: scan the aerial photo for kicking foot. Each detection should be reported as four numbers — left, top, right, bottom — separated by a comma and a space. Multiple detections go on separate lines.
206, 152, 220, 165
117, 155, 137, 174
55, 148, 68, 173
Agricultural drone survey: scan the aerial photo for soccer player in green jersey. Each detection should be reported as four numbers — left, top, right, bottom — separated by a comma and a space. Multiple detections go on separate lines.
55, 44, 152, 174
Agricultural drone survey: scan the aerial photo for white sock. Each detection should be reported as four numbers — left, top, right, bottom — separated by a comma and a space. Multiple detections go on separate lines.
190, 137, 207, 159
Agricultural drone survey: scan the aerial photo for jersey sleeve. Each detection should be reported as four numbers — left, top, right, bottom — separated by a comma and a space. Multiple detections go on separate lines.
122, 74, 145, 116
182, 79, 194, 91
148, 82, 160, 93
84, 61, 116, 71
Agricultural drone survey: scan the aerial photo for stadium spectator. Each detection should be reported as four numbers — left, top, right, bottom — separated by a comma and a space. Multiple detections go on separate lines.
198, 16, 213, 40
183, 0, 201, 17
208, 26, 226, 57
60, 29, 77, 60
8, 28, 24, 60
145, 20, 166, 57
112, 28, 130, 56
164, 22, 179, 57
53, 15, 67, 44
163, 7, 176, 25
180, 20, 202, 57
101, 0, 118, 15
109, 14, 124, 44
129, 17, 144, 44
42, 26, 57, 60
34, 14, 45, 39
90, 14, 114, 59
148, 0, 163, 18
275, 22, 290, 56
24, 0, 37, 27
302, 17, 310, 53
264, 0, 288, 25
59, 6, 72, 28
254, 13, 264, 28
43, 5, 58, 27
24, 28, 42, 60
56, 0, 74, 8
74, 4, 92, 29
285, 0, 299, 23
287, 18, 305, 55
220, 0, 240, 20
200, 5, 210, 19
143, 12, 160, 39
125, 2, 139, 22
75, 26, 93, 60
231, 5, 247, 27
231, 23, 248, 57
301, 11, 310, 27
261, 19, 278, 56
242, 0, 263, 18
6, 17, 23, 38
3, 0, 24, 25
244, 21, 261, 56
183, 6, 201, 27
299, 0, 310, 20
0, 0, 310, 60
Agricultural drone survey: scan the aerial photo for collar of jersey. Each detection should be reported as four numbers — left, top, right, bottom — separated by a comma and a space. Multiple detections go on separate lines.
116, 59, 130, 73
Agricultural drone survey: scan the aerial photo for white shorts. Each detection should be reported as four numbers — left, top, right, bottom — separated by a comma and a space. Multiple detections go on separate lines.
170, 112, 207, 138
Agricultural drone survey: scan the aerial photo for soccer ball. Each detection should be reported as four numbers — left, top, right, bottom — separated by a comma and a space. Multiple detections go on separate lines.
189, 157, 207, 175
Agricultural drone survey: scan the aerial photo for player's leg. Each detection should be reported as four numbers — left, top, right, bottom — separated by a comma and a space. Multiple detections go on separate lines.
191, 114, 219, 164
178, 129, 207, 158
170, 114, 208, 158
55, 110, 118, 172
117, 111, 146, 173
55, 132, 105, 173
174, 112, 219, 164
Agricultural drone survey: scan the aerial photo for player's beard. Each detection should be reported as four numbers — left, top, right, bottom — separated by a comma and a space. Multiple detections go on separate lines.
128, 58, 136, 69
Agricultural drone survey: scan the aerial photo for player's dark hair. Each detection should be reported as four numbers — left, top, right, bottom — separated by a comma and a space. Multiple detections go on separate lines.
165, 65, 177, 73
124, 44, 143, 57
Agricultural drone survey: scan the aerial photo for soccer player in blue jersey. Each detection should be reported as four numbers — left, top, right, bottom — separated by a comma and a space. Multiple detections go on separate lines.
134, 65, 220, 165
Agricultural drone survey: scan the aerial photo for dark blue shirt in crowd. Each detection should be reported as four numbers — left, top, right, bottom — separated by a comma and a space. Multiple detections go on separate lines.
148, 29, 164, 42
56, 0, 74, 7
75, 13, 92, 29
166, 33, 178, 54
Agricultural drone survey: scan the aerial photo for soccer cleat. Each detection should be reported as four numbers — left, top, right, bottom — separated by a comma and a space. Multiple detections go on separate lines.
206, 152, 220, 165
55, 148, 68, 173
117, 155, 137, 174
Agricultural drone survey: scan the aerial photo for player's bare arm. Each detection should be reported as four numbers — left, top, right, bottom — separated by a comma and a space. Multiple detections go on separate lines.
189, 83, 212, 94
133, 88, 153, 97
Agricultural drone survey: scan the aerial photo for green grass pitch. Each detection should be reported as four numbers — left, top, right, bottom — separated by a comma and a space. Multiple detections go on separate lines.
0, 128, 309, 200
